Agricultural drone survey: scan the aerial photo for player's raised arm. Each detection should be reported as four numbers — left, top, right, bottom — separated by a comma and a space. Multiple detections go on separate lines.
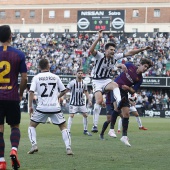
89, 29, 103, 56
124, 46, 152, 57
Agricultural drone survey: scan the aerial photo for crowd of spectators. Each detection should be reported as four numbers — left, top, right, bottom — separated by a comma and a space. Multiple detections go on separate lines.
11, 32, 170, 77
136, 89, 170, 111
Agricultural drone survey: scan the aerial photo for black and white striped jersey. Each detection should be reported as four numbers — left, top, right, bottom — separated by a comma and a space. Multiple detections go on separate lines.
67, 79, 87, 106
91, 51, 124, 79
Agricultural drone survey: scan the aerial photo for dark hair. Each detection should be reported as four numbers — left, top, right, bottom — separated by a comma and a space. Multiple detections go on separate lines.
140, 58, 153, 68
77, 68, 83, 73
105, 42, 116, 50
0, 25, 11, 43
39, 59, 49, 70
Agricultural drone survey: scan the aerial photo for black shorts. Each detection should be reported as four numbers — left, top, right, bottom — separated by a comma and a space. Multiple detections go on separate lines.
106, 104, 114, 115
0, 100, 21, 125
119, 88, 130, 108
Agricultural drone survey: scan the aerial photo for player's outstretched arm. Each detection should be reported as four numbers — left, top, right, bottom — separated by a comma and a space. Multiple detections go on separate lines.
124, 46, 152, 57
89, 29, 103, 56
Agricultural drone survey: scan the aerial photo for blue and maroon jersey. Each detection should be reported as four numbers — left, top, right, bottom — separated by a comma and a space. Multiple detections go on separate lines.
115, 62, 143, 91
0, 46, 27, 101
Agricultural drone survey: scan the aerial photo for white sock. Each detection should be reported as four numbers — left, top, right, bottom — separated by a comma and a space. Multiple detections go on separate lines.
83, 117, 88, 131
118, 117, 122, 131
93, 104, 101, 126
113, 87, 121, 105
28, 127, 37, 146
136, 116, 142, 127
0, 158, 5, 162
12, 147, 17, 151
67, 117, 73, 132
61, 129, 71, 149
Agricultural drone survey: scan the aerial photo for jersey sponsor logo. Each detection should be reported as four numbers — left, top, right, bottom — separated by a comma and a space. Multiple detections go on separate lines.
125, 72, 134, 83
41, 103, 57, 106
0, 85, 13, 90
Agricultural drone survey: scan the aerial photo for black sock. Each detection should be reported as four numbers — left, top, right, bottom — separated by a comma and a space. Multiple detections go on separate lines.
122, 118, 129, 136
110, 110, 119, 129
100, 121, 110, 135
0, 132, 4, 157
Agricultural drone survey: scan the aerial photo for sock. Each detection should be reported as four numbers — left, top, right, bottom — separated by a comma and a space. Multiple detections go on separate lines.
118, 117, 122, 131
113, 87, 121, 105
0, 133, 4, 158
136, 116, 142, 127
100, 121, 110, 135
83, 117, 88, 131
28, 127, 37, 146
122, 118, 129, 136
93, 104, 101, 126
61, 129, 71, 149
110, 110, 119, 129
10, 127, 20, 149
0, 157, 5, 162
67, 117, 73, 132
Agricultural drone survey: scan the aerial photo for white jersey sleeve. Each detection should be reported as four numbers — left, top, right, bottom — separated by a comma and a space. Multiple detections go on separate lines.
114, 53, 124, 60
30, 75, 38, 92
57, 75, 66, 92
83, 81, 88, 91
66, 80, 74, 90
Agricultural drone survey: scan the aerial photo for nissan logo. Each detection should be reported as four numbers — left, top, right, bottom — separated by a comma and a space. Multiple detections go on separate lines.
77, 18, 90, 30
112, 17, 124, 30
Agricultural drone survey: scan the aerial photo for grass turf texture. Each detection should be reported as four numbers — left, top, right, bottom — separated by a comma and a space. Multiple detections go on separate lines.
3, 113, 170, 170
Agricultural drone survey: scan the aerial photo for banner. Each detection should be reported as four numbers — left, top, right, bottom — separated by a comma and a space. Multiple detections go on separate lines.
21, 75, 170, 87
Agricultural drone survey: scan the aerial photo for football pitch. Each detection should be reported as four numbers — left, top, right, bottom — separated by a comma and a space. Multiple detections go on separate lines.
3, 113, 170, 170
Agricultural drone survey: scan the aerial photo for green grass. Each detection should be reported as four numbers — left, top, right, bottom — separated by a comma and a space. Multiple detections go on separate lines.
3, 113, 170, 170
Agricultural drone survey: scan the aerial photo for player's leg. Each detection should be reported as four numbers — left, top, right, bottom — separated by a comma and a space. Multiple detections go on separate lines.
0, 124, 6, 170
0, 101, 6, 170
117, 117, 122, 134
5, 101, 21, 169
132, 110, 148, 130
55, 112, 73, 155
120, 107, 131, 147
105, 82, 123, 109
28, 120, 39, 154
27, 110, 47, 154
67, 105, 77, 133
82, 113, 92, 136
91, 91, 103, 133
108, 102, 119, 138
100, 113, 111, 140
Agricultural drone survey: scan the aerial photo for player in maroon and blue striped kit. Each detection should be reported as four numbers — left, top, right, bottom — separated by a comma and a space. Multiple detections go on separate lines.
109, 58, 152, 147
0, 25, 27, 170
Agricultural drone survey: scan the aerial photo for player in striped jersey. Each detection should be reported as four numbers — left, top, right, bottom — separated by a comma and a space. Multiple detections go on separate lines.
0, 25, 27, 170
89, 29, 151, 133
63, 68, 92, 136
28, 59, 73, 155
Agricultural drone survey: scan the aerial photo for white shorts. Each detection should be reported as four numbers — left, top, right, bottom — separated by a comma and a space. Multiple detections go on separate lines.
69, 105, 88, 114
92, 79, 112, 93
31, 110, 66, 125
129, 106, 137, 112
